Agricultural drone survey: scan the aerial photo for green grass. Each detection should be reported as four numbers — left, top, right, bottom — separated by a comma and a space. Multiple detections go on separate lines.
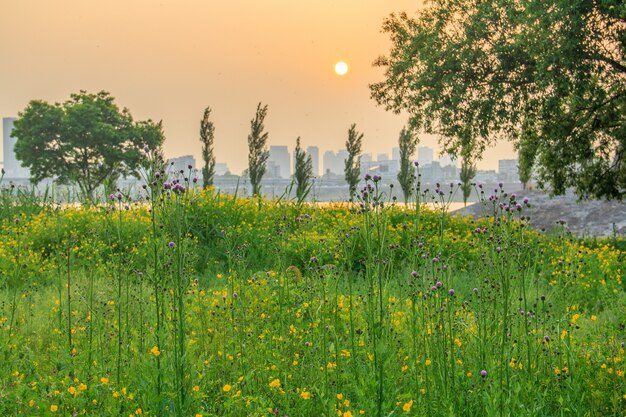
0, 174, 624, 416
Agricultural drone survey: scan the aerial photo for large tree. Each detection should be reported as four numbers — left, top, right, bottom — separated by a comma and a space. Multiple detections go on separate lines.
247, 103, 269, 196
397, 126, 418, 203
371, 0, 626, 199
344, 123, 364, 200
199, 106, 216, 189
12, 90, 164, 198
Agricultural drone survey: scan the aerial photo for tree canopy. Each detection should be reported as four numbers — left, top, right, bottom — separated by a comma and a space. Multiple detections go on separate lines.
12, 90, 164, 198
371, 0, 626, 199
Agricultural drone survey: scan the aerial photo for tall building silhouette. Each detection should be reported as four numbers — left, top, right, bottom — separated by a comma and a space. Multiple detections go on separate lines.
417, 146, 434, 167
268, 145, 290, 178
2, 117, 30, 178
306, 146, 319, 177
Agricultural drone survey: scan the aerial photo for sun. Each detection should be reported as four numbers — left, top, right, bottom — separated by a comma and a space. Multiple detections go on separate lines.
335, 61, 349, 76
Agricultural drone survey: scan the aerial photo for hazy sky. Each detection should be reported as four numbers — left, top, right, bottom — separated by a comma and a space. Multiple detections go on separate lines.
0, 0, 515, 175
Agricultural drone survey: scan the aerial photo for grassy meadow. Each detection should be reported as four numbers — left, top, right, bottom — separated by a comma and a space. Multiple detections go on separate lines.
0, 161, 625, 416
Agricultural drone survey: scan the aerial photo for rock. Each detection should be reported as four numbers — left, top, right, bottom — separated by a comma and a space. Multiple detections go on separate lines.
451, 189, 626, 237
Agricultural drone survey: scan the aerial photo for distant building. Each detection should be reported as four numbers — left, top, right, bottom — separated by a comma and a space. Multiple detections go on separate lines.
439, 153, 457, 168
2, 117, 30, 179
168, 155, 196, 174
377, 153, 390, 162
306, 146, 319, 177
266, 160, 281, 178
498, 159, 519, 183
418, 146, 434, 167
323, 149, 350, 176
392, 147, 401, 162
361, 153, 372, 164
214, 163, 230, 176
268, 145, 290, 179
475, 170, 498, 183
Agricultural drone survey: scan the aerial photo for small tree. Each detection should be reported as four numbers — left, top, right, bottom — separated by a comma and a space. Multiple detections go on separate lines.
247, 103, 269, 196
460, 157, 477, 207
199, 106, 216, 188
517, 123, 539, 190
397, 126, 418, 203
293, 137, 313, 202
344, 124, 363, 200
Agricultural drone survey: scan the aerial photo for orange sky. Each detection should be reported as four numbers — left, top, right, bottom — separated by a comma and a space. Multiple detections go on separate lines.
0, 0, 515, 175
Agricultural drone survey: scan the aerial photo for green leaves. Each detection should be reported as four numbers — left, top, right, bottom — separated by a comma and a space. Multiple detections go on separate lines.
371, 0, 626, 199
344, 124, 363, 200
247, 103, 270, 196
12, 91, 164, 199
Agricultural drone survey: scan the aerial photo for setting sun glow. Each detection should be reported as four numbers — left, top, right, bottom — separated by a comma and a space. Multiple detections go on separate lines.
335, 61, 349, 76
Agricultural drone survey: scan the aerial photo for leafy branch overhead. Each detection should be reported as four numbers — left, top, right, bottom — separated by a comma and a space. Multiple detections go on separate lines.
371, 0, 626, 199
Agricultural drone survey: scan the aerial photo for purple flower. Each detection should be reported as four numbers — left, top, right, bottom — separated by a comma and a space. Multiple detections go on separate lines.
473, 287, 478, 293
14, 218, 19, 224
448, 289, 455, 296
436, 281, 442, 288
373, 174, 381, 183
168, 241, 175, 248
523, 197, 529, 204
364, 173, 372, 181
544, 335, 550, 342
411, 271, 418, 278
310, 256, 318, 263
143, 145, 149, 152
480, 370, 487, 378
431, 286, 437, 292
164, 182, 172, 190
192, 177, 198, 183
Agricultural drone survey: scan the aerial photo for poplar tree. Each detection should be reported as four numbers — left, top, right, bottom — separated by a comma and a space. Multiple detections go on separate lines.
397, 126, 417, 203
199, 106, 216, 188
247, 103, 269, 196
344, 123, 363, 200
293, 137, 313, 202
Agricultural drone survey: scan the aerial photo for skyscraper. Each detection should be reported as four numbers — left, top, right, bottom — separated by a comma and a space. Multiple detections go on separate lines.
2, 117, 30, 178
306, 146, 319, 177
268, 145, 290, 178
417, 146, 434, 167
392, 147, 401, 162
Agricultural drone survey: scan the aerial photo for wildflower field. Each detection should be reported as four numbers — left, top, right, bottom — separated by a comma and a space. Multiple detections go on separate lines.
0, 164, 625, 416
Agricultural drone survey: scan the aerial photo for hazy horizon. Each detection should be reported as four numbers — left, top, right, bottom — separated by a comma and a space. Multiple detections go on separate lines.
0, 0, 516, 175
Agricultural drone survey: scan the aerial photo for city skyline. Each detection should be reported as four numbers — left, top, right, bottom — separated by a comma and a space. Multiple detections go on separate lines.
0, 1, 516, 177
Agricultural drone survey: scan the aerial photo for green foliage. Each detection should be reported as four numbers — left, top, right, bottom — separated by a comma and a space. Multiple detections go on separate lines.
344, 123, 363, 199
247, 103, 269, 196
459, 158, 476, 206
517, 121, 540, 189
12, 91, 164, 199
0, 185, 625, 416
199, 106, 216, 188
371, 0, 626, 199
293, 137, 313, 202
397, 126, 417, 202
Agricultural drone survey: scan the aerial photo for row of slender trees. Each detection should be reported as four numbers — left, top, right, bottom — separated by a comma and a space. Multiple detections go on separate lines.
198, 102, 439, 203
11, 90, 466, 203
